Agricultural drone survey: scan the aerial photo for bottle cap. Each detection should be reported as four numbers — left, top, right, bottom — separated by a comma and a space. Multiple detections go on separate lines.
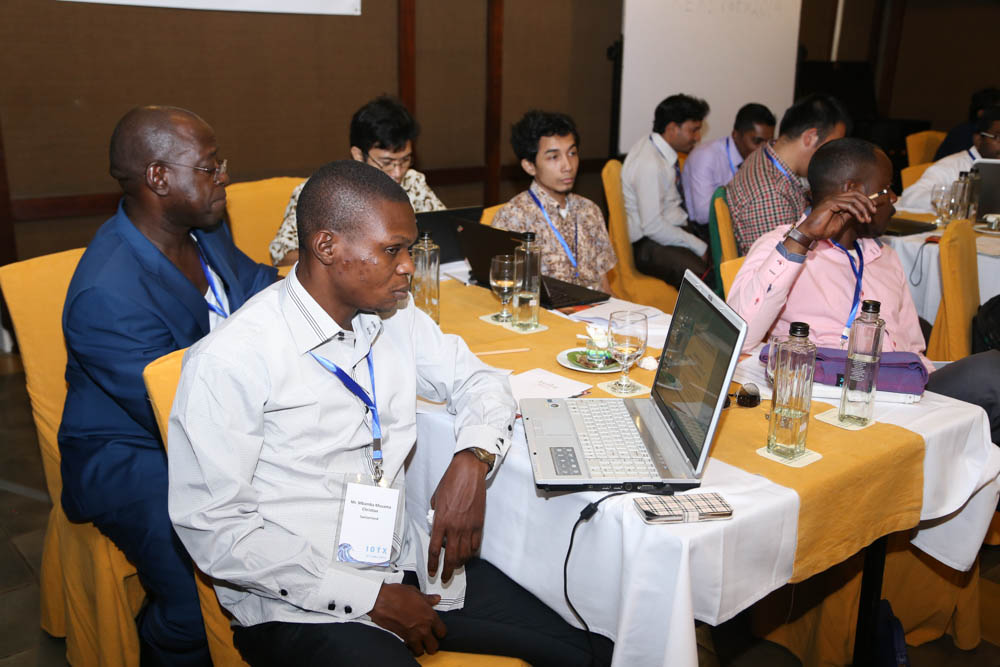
789, 321, 809, 337
861, 300, 881, 314
523, 232, 536, 242
419, 231, 432, 241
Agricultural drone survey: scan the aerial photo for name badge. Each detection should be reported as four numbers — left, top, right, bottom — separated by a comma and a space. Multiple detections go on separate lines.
336, 482, 400, 566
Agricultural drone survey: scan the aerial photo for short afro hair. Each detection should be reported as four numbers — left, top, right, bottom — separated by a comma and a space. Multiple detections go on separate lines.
733, 103, 776, 132
296, 160, 410, 251
807, 137, 880, 201
510, 110, 579, 163
652, 94, 709, 134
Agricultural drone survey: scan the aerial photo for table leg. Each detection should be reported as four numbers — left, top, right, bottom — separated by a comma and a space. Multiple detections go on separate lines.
852, 535, 888, 666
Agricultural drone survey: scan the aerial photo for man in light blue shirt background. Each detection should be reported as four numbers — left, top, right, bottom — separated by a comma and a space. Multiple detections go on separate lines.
682, 103, 776, 227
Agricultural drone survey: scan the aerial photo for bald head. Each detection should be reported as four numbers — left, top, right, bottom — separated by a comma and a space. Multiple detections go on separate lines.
296, 160, 410, 254
108, 106, 209, 187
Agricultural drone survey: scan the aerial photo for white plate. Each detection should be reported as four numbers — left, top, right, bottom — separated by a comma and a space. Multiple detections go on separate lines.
556, 347, 621, 374
974, 224, 1000, 237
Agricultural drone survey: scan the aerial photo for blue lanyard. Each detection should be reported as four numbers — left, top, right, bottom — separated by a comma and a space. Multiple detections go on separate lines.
724, 137, 738, 176
528, 189, 578, 277
310, 349, 384, 481
967, 148, 976, 162
194, 244, 229, 319
831, 240, 865, 342
764, 146, 798, 187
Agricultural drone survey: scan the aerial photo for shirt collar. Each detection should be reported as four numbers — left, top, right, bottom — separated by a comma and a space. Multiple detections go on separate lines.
650, 132, 678, 164
764, 141, 796, 176
970, 146, 982, 161
529, 180, 574, 213
281, 264, 383, 356
725, 136, 744, 168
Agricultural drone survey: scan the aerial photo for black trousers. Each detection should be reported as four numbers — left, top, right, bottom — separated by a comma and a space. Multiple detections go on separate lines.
232, 558, 613, 667
633, 235, 713, 290
926, 349, 1000, 444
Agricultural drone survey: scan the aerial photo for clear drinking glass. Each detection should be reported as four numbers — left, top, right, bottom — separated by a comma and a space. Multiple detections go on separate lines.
607, 311, 648, 394
930, 184, 950, 226
945, 180, 968, 223
489, 255, 516, 322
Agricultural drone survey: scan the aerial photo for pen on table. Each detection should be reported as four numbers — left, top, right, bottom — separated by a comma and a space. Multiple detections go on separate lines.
474, 347, 531, 357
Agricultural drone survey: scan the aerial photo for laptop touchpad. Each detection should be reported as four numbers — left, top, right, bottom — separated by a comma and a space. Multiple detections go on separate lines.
536, 418, 575, 436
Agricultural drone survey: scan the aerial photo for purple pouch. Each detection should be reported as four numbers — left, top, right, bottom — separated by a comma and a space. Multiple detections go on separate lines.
759, 345, 929, 395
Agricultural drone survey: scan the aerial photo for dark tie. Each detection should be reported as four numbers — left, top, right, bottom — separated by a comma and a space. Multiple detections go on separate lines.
674, 162, 686, 211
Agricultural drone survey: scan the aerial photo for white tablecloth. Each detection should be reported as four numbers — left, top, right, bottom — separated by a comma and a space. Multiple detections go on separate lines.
882, 232, 1000, 323
406, 364, 1000, 667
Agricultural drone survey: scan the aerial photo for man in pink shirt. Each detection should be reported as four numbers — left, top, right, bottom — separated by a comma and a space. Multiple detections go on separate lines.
729, 138, 1000, 442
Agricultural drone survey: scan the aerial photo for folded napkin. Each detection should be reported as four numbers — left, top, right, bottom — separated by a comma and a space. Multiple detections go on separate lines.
759, 345, 929, 395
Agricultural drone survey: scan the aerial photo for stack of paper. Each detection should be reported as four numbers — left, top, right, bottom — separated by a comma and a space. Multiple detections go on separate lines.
568, 298, 672, 349
508, 368, 592, 403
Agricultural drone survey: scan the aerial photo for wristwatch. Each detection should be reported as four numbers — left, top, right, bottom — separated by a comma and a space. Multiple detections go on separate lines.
784, 226, 818, 251
467, 447, 497, 475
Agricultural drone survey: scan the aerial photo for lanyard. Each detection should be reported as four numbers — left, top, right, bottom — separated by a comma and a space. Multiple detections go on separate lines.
967, 148, 976, 162
764, 146, 799, 188
724, 137, 738, 176
528, 189, 578, 277
830, 240, 865, 343
194, 244, 229, 319
310, 349, 384, 483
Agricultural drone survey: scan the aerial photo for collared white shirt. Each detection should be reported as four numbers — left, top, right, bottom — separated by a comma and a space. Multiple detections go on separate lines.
167, 265, 516, 628
682, 135, 744, 225
897, 147, 981, 213
621, 133, 707, 256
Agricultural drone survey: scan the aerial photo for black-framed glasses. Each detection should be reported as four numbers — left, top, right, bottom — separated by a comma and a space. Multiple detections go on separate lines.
151, 158, 228, 184
364, 152, 412, 172
724, 383, 761, 409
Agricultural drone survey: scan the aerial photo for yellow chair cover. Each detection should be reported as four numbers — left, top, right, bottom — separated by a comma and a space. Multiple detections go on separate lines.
481, 204, 503, 226
601, 159, 679, 313
713, 195, 739, 263
142, 351, 527, 667
719, 256, 745, 299
901, 163, 932, 190
0, 249, 145, 667
225, 177, 305, 265
927, 219, 979, 361
905, 130, 946, 167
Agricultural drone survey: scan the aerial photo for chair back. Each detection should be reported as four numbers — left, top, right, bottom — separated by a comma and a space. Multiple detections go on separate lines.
901, 163, 931, 190
927, 219, 979, 361
905, 130, 946, 167
225, 177, 305, 265
601, 160, 678, 313
719, 256, 746, 299
707, 187, 739, 295
0, 248, 84, 502
480, 204, 503, 226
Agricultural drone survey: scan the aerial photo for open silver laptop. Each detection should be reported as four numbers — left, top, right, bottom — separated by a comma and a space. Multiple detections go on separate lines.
521, 270, 747, 492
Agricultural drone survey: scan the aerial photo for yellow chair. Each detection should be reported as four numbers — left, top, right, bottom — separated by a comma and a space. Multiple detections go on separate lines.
225, 177, 305, 265
713, 195, 739, 263
905, 130, 946, 167
480, 204, 503, 226
0, 249, 145, 667
719, 256, 746, 299
601, 159, 679, 313
927, 219, 979, 361
676, 151, 687, 171
901, 163, 931, 190
142, 351, 527, 667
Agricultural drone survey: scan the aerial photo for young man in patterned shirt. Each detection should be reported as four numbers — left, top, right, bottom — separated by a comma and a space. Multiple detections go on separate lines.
268, 96, 445, 266
491, 111, 616, 293
726, 94, 850, 255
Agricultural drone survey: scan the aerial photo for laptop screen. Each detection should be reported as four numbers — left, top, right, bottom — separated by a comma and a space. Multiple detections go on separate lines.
651, 277, 743, 467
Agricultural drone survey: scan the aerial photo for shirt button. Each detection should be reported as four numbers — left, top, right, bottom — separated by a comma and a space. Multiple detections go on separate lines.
344, 605, 353, 614
280, 589, 288, 596
327, 602, 336, 611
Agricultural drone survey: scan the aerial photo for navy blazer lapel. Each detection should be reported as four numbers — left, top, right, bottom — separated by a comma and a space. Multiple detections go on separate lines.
112, 210, 211, 338
195, 224, 245, 311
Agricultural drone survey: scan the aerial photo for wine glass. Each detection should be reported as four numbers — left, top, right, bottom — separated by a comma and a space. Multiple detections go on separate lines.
930, 184, 950, 226
607, 311, 648, 394
489, 255, 516, 322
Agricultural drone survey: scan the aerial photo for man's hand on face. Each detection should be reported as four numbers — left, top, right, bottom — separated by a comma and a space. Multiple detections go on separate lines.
427, 450, 489, 582
786, 191, 877, 253
369, 583, 446, 656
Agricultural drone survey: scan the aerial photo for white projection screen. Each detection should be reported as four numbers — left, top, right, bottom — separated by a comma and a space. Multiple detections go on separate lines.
58, 0, 360, 15
619, 0, 801, 154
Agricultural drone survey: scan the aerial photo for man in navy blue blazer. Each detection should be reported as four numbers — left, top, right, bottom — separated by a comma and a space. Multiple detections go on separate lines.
58, 106, 277, 666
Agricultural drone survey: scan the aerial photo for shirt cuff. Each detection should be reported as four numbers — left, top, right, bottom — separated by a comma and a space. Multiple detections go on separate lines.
455, 425, 511, 479
299, 562, 399, 620
774, 240, 807, 264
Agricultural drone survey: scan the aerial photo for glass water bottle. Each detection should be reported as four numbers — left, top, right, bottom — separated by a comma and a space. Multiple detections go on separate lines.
838, 300, 885, 427
411, 231, 440, 323
767, 321, 817, 459
513, 232, 541, 330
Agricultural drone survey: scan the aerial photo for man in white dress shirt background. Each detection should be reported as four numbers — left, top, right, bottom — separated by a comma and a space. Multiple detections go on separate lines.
897, 105, 1000, 213
622, 93, 712, 288
167, 160, 612, 666
682, 103, 776, 227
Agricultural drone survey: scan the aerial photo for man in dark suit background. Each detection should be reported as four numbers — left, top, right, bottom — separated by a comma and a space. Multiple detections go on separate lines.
58, 106, 276, 666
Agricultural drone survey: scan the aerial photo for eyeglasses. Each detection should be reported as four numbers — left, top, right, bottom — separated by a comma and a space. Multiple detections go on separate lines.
151, 158, 228, 184
980, 131, 999, 141
364, 152, 413, 172
724, 383, 761, 409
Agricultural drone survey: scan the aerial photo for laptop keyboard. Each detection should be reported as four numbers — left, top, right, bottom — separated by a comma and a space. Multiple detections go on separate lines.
567, 400, 659, 477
